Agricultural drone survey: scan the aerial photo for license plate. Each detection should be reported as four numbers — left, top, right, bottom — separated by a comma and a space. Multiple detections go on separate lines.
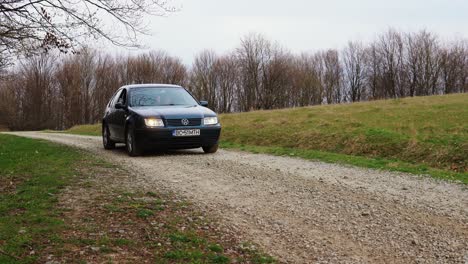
172, 129, 201, 137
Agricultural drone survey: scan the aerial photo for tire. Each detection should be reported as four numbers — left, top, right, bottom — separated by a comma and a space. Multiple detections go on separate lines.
202, 144, 218, 154
125, 126, 142, 156
102, 124, 115, 150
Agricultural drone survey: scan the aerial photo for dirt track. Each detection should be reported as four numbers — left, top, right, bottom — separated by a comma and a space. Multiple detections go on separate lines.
4, 132, 468, 263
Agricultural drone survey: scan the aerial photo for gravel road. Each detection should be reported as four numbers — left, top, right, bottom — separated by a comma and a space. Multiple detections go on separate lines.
4, 132, 468, 263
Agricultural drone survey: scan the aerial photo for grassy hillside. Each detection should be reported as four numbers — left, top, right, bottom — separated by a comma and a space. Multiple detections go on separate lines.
221, 94, 467, 179
59, 94, 467, 183
65, 124, 101, 136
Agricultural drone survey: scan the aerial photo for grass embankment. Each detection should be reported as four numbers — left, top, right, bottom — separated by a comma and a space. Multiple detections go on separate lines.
221, 94, 468, 183
0, 134, 274, 263
64, 124, 101, 136
61, 94, 467, 183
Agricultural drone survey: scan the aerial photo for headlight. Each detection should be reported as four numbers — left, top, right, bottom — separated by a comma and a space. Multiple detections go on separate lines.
203, 116, 218, 125
145, 118, 164, 127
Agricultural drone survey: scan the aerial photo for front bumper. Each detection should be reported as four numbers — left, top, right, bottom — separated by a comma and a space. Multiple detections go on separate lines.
134, 125, 221, 149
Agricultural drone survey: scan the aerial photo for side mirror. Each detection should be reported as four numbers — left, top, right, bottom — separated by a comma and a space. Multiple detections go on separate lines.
115, 102, 125, 109
199, 100, 209, 107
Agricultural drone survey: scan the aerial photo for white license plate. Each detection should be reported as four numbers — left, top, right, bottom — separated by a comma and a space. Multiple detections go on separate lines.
172, 129, 201, 137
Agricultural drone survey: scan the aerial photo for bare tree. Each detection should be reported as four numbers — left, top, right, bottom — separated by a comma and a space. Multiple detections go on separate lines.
291, 53, 323, 106
0, 0, 175, 67
260, 47, 293, 109
320, 49, 342, 104
78, 48, 97, 124
236, 33, 269, 111
376, 30, 406, 98
2, 30, 468, 131
236, 33, 293, 110
92, 53, 122, 122
405, 30, 441, 96
55, 53, 82, 128
213, 54, 239, 112
190, 50, 218, 109
439, 40, 468, 94
125, 51, 186, 85
342, 41, 366, 102
8, 52, 57, 130
159, 55, 187, 85
365, 43, 383, 100
0, 76, 15, 126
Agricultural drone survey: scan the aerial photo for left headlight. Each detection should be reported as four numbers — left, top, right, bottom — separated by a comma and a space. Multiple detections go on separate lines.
145, 118, 164, 127
203, 116, 218, 125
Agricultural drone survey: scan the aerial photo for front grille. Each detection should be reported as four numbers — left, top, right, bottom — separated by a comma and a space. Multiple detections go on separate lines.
166, 118, 202, 127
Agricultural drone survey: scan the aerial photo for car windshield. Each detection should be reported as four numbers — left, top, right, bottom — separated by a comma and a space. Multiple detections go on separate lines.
129, 87, 198, 107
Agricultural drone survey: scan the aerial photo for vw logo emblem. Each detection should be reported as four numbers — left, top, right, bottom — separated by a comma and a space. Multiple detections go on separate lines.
181, 119, 190, 126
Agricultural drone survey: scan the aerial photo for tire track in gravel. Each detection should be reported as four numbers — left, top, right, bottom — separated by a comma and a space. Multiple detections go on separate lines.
4, 132, 468, 263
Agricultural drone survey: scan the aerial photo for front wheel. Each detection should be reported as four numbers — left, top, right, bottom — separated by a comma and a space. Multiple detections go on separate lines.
202, 144, 218, 154
102, 124, 115, 150
125, 127, 143, 157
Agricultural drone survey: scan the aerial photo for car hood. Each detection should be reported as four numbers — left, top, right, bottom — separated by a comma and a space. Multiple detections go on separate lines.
129, 105, 216, 119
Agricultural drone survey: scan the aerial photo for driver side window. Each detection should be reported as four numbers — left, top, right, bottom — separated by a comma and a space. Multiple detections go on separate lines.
117, 89, 127, 106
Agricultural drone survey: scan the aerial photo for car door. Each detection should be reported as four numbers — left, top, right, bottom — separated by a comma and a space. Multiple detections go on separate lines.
113, 88, 128, 141
107, 89, 123, 140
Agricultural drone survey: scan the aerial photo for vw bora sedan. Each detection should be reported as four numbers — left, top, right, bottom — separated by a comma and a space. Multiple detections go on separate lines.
102, 84, 221, 156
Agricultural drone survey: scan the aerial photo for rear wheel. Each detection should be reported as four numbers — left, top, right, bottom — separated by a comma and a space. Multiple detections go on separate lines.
125, 126, 142, 156
202, 144, 218, 154
102, 124, 115, 150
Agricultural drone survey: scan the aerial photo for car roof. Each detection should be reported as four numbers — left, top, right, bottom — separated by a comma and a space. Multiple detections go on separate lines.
123, 84, 183, 89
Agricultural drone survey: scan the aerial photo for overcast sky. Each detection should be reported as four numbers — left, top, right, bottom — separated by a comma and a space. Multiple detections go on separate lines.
116, 0, 468, 64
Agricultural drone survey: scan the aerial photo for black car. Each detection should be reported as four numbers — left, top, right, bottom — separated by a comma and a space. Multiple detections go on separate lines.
102, 84, 221, 156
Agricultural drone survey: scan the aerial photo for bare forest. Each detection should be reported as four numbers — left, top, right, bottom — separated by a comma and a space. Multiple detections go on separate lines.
0, 30, 467, 130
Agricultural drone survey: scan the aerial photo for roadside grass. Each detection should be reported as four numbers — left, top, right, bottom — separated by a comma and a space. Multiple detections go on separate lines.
97, 190, 275, 263
44, 124, 100, 136
0, 134, 275, 263
56, 94, 467, 184
63, 124, 101, 136
0, 134, 88, 263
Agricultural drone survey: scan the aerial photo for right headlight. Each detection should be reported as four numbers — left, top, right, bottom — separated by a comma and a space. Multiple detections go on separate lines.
203, 116, 218, 125
145, 118, 164, 127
